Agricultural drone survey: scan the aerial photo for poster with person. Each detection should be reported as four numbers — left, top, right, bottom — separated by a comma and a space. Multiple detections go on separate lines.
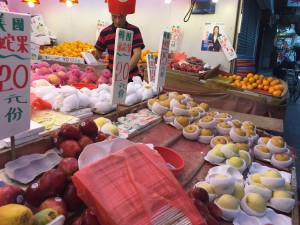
201, 22, 225, 52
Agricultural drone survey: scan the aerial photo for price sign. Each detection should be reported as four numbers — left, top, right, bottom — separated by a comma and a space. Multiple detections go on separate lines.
217, 34, 237, 61
146, 54, 156, 83
111, 28, 133, 104
95, 19, 106, 41
155, 31, 171, 89
0, 12, 31, 139
170, 25, 181, 51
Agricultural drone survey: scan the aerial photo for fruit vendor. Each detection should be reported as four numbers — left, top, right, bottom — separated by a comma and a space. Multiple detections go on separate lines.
94, 13, 145, 82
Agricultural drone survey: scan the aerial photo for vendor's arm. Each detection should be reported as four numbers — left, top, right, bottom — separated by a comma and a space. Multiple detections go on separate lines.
95, 49, 103, 60
129, 47, 142, 72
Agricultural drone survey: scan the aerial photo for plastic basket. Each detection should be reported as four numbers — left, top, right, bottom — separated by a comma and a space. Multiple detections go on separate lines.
107, 0, 136, 14
154, 146, 185, 174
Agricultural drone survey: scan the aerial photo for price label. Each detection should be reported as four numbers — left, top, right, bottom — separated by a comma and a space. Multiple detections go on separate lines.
0, 12, 31, 139
111, 28, 133, 104
217, 34, 237, 61
146, 54, 156, 83
155, 31, 171, 89
95, 19, 107, 42
170, 25, 181, 51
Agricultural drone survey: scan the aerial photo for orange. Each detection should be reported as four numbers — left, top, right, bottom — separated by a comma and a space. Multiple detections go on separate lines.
262, 80, 270, 86
218, 74, 223, 77
263, 85, 270, 91
259, 75, 265, 80
253, 74, 259, 80
256, 79, 262, 85
273, 90, 282, 97
241, 85, 247, 89
247, 73, 254, 78
276, 84, 284, 91
236, 76, 242, 81
267, 77, 273, 82
251, 83, 258, 89
247, 85, 254, 90
257, 84, 263, 90
249, 77, 255, 83
243, 78, 249, 82
268, 87, 275, 94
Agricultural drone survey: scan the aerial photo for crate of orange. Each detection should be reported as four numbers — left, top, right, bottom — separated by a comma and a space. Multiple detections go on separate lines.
206, 73, 288, 106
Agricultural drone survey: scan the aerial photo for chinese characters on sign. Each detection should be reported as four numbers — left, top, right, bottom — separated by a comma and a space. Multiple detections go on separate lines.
0, 12, 31, 139
217, 34, 237, 61
111, 28, 133, 104
146, 54, 156, 83
170, 25, 181, 52
155, 31, 171, 89
95, 19, 106, 42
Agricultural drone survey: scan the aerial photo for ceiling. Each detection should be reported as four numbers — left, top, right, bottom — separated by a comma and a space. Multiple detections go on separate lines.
274, 0, 299, 29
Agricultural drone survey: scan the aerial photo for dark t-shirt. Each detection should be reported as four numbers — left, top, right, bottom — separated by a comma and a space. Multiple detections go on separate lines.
95, 21, 145, 78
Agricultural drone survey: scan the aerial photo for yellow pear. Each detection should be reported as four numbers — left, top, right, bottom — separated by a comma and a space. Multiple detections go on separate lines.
245, 193, 266, 213
216, 194, 239, 210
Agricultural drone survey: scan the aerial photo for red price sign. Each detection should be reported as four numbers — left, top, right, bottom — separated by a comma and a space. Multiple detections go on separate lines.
170, 25, 181, 51
0, 65, 29, 92
111, 28, 133, 104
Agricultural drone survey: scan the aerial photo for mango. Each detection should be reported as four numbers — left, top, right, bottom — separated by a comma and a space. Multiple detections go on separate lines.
33, 208, 58, 225
0, 204, 33, 225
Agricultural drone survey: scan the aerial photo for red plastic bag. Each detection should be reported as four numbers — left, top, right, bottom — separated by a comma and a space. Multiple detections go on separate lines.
173, 52, 187, 62
72, 143, 205, 225
30, 93, 52, 111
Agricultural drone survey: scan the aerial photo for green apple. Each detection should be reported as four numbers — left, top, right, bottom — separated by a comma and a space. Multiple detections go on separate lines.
273, 190, 292, 199
196, 183, 215, 194
239, 151, 250, 165
262, 170, 281, 178
210, 148, 224, 158
216, 194, 239, 210
245, 193, 266, 213
250, 173, 262, 184
225, 143, 239, 155
232, 183, 245, 200
228, 157, 244, 168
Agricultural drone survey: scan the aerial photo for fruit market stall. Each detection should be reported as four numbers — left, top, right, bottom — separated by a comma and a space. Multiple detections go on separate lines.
0, 91, 298, 225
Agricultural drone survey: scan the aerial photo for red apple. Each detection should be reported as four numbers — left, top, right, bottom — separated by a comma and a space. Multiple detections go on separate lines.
62, 183, 85, 212
78, 135, 94, 149
60, 140, 82, 158
79, 118, 98, 138
39, 197, 67, 217
93, 132, 107, 143
80, 209, 101, 225
58, 157, 79, 181
39, 169, 67, 198
58, 123, 82, 140
24, 182, 47, 207
71, 217, 82, 225
52, 132, 63, 148
0, 184, 25, 206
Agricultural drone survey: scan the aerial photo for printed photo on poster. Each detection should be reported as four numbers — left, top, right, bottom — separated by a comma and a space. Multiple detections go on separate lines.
201, 22, 225, 52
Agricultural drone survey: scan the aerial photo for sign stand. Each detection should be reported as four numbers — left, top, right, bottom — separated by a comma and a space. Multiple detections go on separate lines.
10, 136, 16, 160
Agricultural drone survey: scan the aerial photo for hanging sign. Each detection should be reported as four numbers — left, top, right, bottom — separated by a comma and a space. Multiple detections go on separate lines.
95, 19, 107, 41
111, 28, 133, 104
0, 12, 31, 139
0, 2, 9, 12
170, 25, 181, 51
217, 34, 237, 61
30, 43, 40, 60
155, 31, 171, 89
146, 54, 156, 83
287, 0, 300, 7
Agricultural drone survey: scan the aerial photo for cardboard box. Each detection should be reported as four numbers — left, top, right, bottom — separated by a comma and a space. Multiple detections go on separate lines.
31, 35, 51, 45
31, 15, 47, 36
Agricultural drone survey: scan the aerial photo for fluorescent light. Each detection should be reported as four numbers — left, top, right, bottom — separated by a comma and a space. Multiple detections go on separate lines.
165, 0, 172, 4
212, 0, 218, 3
28, 1, 34, 7
66, 0, 73, 7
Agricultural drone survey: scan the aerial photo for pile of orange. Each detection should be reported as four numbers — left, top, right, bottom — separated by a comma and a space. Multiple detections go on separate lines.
219, 73, 284, 97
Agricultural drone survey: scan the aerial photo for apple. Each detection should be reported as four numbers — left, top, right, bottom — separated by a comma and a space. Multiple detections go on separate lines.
256, 145, 270, 153
39, 197, 67, 217
245, 193, 266, 213
216, 194, 239, 210
39, 169, 67, 198
199, 103, 209, 112
195, 183, 215, 194
52, 132, 63, 148
79, 118, 98, 138
25, 182, 47, 207
250, 173, 262, 184
62, 183, 85, 212
194, 199, 209, 219
60, 140, 83, 158
272, 190, 292, 199
80, 209, 101, 225
58, 157, 79, 181
94, 117, 111, 130
58, 123, 82, 140
232, 183, 245, 200
188, 187, 209, 204
262, 169, 281, 178
48, 74, 60, 85
200, 128, 213, 136
205, 214, 219, 225
78, 135, 94, 149
0, 184, 25, 206
94, 132, 107, 143
274, 153, 290, 161
227, 157, 244, 169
